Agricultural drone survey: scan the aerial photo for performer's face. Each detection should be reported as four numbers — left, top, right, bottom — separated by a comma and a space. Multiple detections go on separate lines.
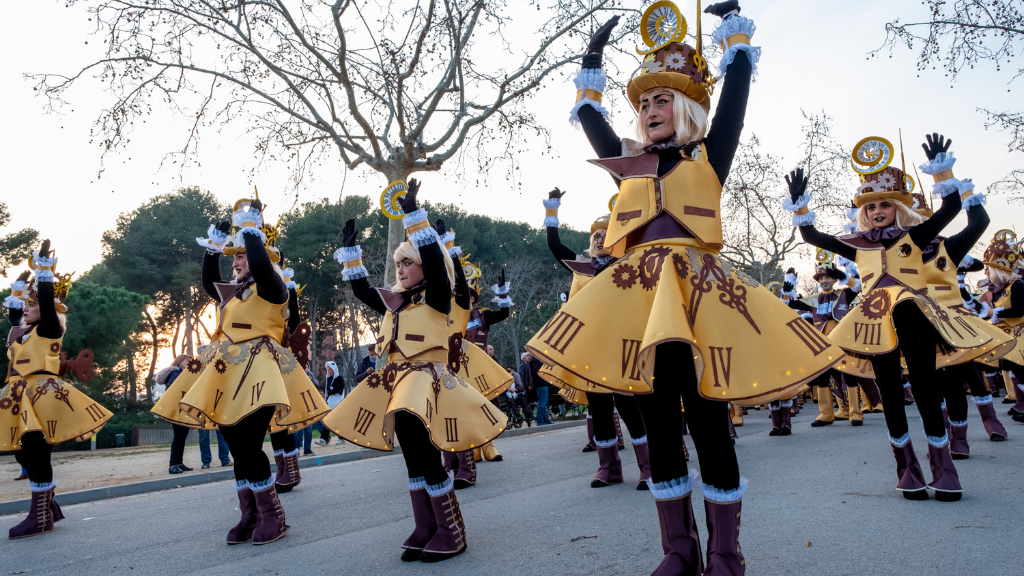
863, 200, 896, 228
819, 277, 836, 291
23, 302, 40, 324
639, 90, 675, 143
397, 257, 424, 289
232, 252, 250, 278
590, 229, 609, 257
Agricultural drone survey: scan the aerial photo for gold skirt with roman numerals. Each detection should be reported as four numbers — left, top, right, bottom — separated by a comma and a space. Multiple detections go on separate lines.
0, 373, 113, 450
451, 339, 513, 401
526, 239, 842, 405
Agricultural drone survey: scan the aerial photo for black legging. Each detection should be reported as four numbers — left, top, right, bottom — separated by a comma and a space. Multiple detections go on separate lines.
937, 363, 990, 422
869, 304, 946, 439
634, 341, 739, 489
218, 406, 276, 483
269, 430, 296, 452
169, 424, 189, 466
590, 393, 646, 442
394, 411, 448, 486
14, 432, 53, 484
998, 360, 1024, 393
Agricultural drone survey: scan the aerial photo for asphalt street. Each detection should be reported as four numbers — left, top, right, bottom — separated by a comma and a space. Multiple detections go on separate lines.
2, 403, 1021, 576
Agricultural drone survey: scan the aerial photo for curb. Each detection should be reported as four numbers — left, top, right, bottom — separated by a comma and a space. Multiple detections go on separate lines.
0, 418, 584, 515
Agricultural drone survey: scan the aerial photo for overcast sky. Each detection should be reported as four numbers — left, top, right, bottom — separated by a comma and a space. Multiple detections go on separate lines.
2, 0, 1021, 284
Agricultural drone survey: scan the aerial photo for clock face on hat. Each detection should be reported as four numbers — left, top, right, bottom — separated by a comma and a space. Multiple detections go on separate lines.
639, 1, 686, 55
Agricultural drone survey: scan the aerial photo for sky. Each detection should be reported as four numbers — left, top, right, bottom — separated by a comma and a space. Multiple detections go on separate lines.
1, 0, 1022, 285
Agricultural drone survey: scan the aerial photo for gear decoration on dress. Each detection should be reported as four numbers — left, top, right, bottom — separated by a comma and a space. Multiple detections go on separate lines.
860, 290, 891, 320
638, 246, 672, 291
850, 137, 893, 176
612, 263, 639, 289
637, 1, 687, 55
187, 358, 203, 374
380, 181, 408, 220
672, 252, 689, 280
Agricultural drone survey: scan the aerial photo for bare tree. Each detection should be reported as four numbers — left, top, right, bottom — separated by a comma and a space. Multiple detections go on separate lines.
33, 0, 633, 283
870, 0, 1024, 199
487, 254, 568, 368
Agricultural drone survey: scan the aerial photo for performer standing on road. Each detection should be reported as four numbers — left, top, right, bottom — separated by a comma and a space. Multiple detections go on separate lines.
540, 189, 651, 490
3, 242, 113, 539
784, 133, 989, 501
974, 232, 1024, 425
325, 180, 506, 563
528, 3, 839, 573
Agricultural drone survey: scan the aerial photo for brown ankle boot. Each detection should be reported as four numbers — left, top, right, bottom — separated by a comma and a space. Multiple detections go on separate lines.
275, 450, 301, 493
453, 450, 477, 489
401, 478, 437, 562
768, 406, 781, 436
591, 443, 624, 488
251, 481, 289, 544
8, 482, 56, 539
632, 439, 652, 490
948, 421, 970, 459
779, 401, 793, 436
583, 416, 597, 452
420, 480, 467, 562
701, 480, 747, 576
926, 437, 963, 502
890, 436, 928, 500
650, 476, 703, 575
226, 483, 260, 544
974, 396, 1008, 441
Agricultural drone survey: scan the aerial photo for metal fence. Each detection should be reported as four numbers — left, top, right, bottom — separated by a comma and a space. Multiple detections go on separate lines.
131, 426, 217, 447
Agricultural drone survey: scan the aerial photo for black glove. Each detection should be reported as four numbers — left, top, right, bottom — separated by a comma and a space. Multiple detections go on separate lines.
250, 198, 264, 213
215, 220, 231, 235
435, 219, 446, 235
785, 168, 807, 204
342, 219, 358, 248
548, 187, 567, 200
38, 239, 51, 260
497, 267, 506, 288
582, 16, 620, 69
399, 178, 420, 214
704, 1, 740, 18
16, 270, 31, 283
922, 133, 951, 161
782, 267, 796, 293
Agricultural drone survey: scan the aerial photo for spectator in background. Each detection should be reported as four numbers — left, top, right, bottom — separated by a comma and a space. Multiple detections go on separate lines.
314, 361, 346, 446
198, 428, 231, 469
356, 345, 377, 383
505, 366, 533, 427
293, 368, 319, 455
158, 355, 195, 474
486, 344, 496, 358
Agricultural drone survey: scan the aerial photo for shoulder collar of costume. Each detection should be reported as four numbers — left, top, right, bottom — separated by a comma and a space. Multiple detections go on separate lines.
837, 226, 910, 250
376, 281, 427, 312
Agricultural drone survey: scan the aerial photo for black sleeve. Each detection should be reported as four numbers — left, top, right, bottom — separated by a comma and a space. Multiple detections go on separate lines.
482, 307, 510, 326
287, 288, 300, 333
547, 227, 579, 272
419, 241, 451, 315
243, 232, 287, 305
350, 278, 386, 315
788, 300, 814, 312
35, 279, 62, 339
704, 51, 752, 185
201, 251, 223, 300
578, 105, 623, 159
6, 306, 22, 327
452, 254, 471, 311
997, 280, 1024, 319
798, 225, 858, 261
942, 203, 990, 265
909, 193, 963, 250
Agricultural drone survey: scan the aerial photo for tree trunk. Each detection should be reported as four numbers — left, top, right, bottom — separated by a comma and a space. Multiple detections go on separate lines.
144, 309, 159, 402
126, 343, 138, 401
308, 292, 320, 378
184, 288, 195, 356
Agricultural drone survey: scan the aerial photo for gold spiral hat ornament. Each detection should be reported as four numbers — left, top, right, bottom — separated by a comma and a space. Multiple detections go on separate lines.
608, 193, 619, 212
850, 137, 894, 176
380, 181, 408, 220
766, 280, 782, 295
459, 253, 481, 281
637, 1, 687, 55
815, 248, 835, 265
995, 229, 1017, 244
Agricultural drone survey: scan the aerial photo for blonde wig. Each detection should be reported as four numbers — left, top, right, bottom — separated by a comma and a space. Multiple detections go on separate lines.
987, 266, 1020, 286
856, 201, 925, 232
392, 240, 456, 293
634, 87, 710, 147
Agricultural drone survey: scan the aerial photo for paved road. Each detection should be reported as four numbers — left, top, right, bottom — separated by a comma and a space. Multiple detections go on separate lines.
3, 405, 1022, 576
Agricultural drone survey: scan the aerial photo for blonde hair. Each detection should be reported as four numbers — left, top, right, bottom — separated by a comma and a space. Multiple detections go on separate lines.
634, 87, 710, 147
987, 266, 1020, 285
856, 201, 925, 232
172, 354, 190, 369
392, 240, 456, 293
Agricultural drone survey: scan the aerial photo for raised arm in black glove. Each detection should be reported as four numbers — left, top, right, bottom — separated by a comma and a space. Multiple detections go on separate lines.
398, 178, 420, 215
342, 218, 358, 249
785, 168, 807, 204
548, 187, 567, 200
201, 220, 232, 299
705, 1, 740, 17
782, 267, 796, 294
922, 133, 952, 161
435, 219, 446, 236
582, 16, 620, 69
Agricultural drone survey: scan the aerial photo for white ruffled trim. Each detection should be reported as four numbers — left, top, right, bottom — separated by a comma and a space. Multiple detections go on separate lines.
719, 43, 761, 76
285, 281, 298, 290
448, 245, 463, 258
712, 15, 756, 48
919, 152, 956, 175
250, 477, 275, 492
284, 449, 300, 457
11, 280, 27, 292
889, 432, 911, 447
232, 205, 264, 228
979, 301, 991, 318
594, 436, 618, 448
932, 177, 962, 198
544, 216, 560, 228
282, 268, 295, 279
800, 312, 812, 320
341, 265, 369, 281
574, 67, 607, 93
783, 273, 797, 285
843, 222, 858, 234
846, 206, 859, 221
543, 198, 561, 210
402, 208, 428, 229
962, 192, 986, 210
32, 252, 57, 269
29, 479, 57, 492
991, 307, 1005, 324
237, 226, 267, 243
782, 194, 810, 213
949, 419, 968, 427
439, 231, 456, 246
570, 98, 608, 127
491, 282, 513, 307
273, 449, 284, 456
971, 395, 993, 405
769, 403, 779, 411
630, 435, 648, 445
903, 381, 912, 389
792, 210, 816, 226
195, 224, 230, 253
926, 433, 949, 448
698, 476, 749, 503
940, 400, 947, 409
35, 270, 54, 282
409, 226, 440, 248
4, 295, 24, 309
1018, 382, 1024, 392
851, 278, 862, 292
196, 238, 225, 253
961, 254, 976, 268
425, 474, 454, 497
234, 479, 250, 491
780, 400, 793, 408
647, 471, 696, 501
334, 245, 363, 264
408, 476, 428, 491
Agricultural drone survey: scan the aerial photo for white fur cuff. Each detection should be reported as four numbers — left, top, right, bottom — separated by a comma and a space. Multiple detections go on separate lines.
991, 307, 1005, 324
926, 433, 949, 448
961, 254, 976, 268
971, 395, 993, 405
542, 198, 561, 210
402, 208, 429, 229
630, 435, 648, 445
334, 245, 363, 264
889, 432, 911, 447
782, 194, 810, 213
448, 245, 463, 258
4, 295, 24, 309
426, 474, 454, 497
719, 43, 761, 75
570, 98, 609, 127
574, 67, 607, 93
408, 476, 428, 491
932, 178, 961, 198
237, 226, 267, 243
846, 206, 860, 221
232, 206, 264, 228
409, 226, 440, 248
35, 270, 54, 282
647, 471, 696, 501
698, 476, 749, 503
843, 222, 858, 234
712, 15, 756, 48
594, 436, 618, 448
250, 477, 275, 492
544, 216, 560, 228
792, 210, 817, 227
962, 192, 986, 210
32, 252, 58, 269
919, 152, 956, 175
341, 265, 368, 281
285, 281, 298, 290
439, 230, 456, 246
